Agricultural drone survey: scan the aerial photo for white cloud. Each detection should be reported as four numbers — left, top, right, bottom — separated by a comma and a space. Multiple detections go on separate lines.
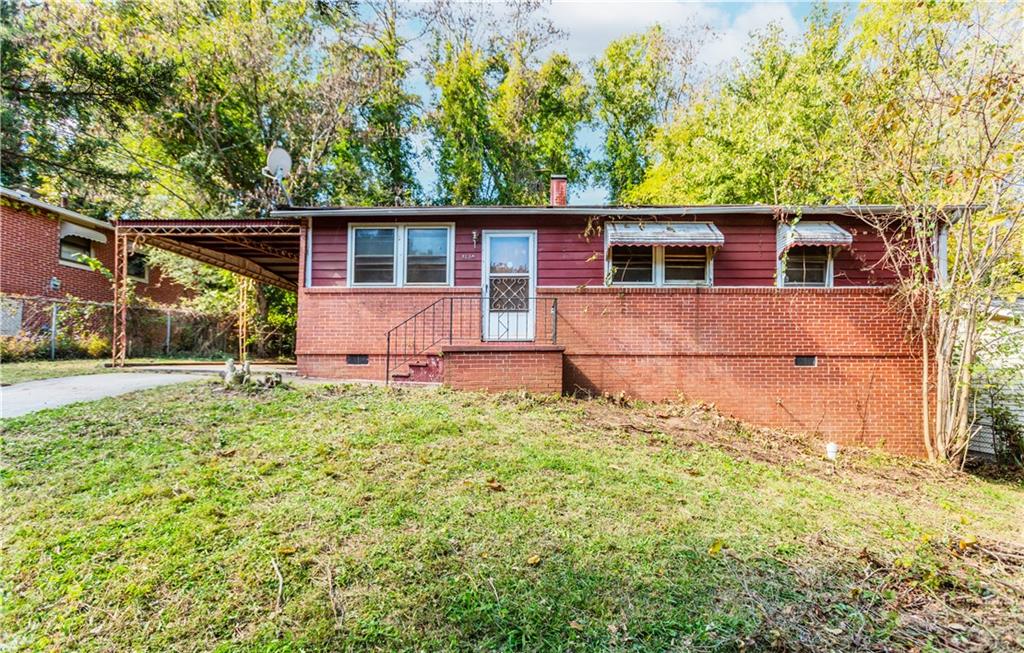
542, 1, 801, 68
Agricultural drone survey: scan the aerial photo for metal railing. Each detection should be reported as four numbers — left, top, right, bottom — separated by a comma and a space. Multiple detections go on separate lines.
384, 296, 558, 384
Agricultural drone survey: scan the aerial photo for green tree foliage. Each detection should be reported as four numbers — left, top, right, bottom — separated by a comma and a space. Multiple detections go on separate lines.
0, 0, 173, 214
628, 8, 860, 205
360, 0, 421, 205
592, 25, 685, 203
426, 2, 589, 205
428, 39, 589, 205
430, 41, 492, 204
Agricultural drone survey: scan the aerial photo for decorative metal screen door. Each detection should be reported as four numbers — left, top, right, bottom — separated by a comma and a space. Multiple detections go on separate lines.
482, 231, 536, 341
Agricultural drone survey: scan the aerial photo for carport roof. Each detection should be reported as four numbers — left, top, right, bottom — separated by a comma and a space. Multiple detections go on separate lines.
114, 219, 302, 290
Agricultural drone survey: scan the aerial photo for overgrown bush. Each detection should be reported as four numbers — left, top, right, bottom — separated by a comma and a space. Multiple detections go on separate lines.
78, 332, 111, 358
0, 334, 48, 361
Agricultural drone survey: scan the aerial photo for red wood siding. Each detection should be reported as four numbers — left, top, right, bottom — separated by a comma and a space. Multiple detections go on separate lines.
308, 213, 897, 289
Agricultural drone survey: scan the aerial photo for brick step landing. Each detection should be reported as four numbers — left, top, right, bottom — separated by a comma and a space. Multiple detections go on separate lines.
440, 344, 564, 394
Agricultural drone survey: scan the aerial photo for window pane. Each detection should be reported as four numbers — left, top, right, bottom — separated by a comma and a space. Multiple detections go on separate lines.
664, 249, 707, 283
60, 236, 91, 262
353, 228, 395, 283
784, 247, 827, 285
610, 246, 653, 283
406, 228, 448, 284
489, 236, 530, 274
127, 253, 147, 278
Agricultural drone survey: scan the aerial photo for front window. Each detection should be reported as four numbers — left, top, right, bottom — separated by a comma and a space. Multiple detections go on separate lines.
405, 228, 449, 284
59, 235, 92, 264
352, 227, 396, 284
349, 224, 453, 286
664, 250, 707, 284
609, 246, 654, 284
608, 246, 710, 286
783, 247, 830, 286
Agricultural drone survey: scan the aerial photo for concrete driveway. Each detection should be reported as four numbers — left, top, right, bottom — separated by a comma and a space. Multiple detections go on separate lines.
1, 373, 202, 419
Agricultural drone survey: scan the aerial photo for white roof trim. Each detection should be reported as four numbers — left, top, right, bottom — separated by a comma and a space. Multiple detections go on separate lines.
776, 221, 853, 258
1, 187, 113, 232
606, 221, 724, 248
60, 220, 108, 244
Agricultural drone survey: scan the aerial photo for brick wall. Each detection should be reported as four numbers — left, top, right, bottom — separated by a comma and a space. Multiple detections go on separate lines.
1, 200, 185, 305
296, 285, 928, 457
441, 345, 563, 394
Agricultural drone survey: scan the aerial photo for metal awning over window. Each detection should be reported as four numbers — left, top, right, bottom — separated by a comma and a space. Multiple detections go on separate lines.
60, 220, 108, 244
776, 221, 852, 258
606, 222, 725, 249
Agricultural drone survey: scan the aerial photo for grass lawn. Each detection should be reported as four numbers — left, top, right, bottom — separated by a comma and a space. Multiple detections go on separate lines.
2, 382, 1022, 651
0, 357, 223, 386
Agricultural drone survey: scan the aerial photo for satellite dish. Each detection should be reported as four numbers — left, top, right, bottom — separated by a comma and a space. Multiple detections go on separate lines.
265, 146, 292, 178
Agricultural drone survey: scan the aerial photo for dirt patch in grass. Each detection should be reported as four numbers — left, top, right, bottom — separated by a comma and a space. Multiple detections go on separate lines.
2, 383, 1022, 651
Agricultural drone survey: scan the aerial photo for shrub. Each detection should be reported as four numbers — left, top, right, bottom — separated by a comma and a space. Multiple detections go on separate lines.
0, 334, 48, 362
78, 332, 111, 359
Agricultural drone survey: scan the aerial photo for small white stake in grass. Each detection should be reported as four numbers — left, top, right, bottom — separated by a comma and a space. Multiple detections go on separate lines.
825, 442, 839, 461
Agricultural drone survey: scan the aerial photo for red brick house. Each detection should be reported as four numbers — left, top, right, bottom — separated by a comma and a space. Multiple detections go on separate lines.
0, 187, 185, 306
113, 180, 950, 457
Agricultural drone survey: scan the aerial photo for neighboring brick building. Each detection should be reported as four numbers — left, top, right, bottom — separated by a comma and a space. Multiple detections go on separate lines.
115, 180, 951, 457
0, 187, 185, 305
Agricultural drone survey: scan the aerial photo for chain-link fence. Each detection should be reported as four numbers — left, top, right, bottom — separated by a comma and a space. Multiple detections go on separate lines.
0, 294, 234, 361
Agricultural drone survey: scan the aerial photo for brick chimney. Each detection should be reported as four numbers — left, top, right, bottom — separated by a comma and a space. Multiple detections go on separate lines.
549, 174, 567, 206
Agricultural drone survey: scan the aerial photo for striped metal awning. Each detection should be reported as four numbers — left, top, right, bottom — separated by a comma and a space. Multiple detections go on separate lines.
776, 221, 852, 258
606, 222, 725, 248
60, 220, 108, 244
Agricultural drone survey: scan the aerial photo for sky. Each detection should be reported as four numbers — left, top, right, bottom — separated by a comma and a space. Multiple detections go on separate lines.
404, 1, 836, 204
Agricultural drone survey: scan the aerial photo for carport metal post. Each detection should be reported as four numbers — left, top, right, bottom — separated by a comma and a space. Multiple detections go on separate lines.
49, 303, 58, 360
165, 311, 172, 355
111, 227, 129, 367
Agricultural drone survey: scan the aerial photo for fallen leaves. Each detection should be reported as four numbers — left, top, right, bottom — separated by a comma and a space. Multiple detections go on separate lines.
708, 539, 726, 556
958, 533, 979, 551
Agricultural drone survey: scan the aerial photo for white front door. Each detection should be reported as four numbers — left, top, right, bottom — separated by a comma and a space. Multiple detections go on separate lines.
482, 231, 536, 341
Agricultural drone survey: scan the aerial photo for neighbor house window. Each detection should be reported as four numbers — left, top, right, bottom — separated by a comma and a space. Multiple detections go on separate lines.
59, 235, 92, 264
127, 252, 148, 282
782, 247, 830, 287
607, 247, 712, 286
349, 224, 453, 287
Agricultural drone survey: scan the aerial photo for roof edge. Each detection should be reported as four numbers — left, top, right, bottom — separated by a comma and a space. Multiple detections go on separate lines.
1, 187, 113, 231
272, 204, 980, 219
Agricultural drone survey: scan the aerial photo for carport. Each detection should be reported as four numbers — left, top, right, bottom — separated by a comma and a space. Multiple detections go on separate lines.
111, 219, 304, 365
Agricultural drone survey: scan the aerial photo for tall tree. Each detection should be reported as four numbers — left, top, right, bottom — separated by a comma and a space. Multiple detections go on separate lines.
426, 1, 588, 204
592, 25, 701, 202
628, 7, 861, 205
360, 0, 421, 205
429, 40, 492, 204
0, 0, 173, 215
843, 2, 1023, 464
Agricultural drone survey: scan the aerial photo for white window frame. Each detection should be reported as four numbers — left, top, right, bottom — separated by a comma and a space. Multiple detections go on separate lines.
58, 234, 94, 271
777, 246, 834, 288
347, 223, 455, 288
603, 223, 715, 288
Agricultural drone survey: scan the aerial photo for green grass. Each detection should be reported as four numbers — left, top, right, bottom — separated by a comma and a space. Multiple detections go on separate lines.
2, 383, 1022, 651
0, 357, 222, 385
